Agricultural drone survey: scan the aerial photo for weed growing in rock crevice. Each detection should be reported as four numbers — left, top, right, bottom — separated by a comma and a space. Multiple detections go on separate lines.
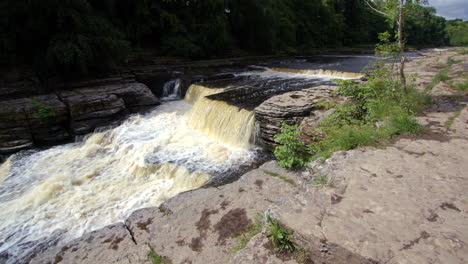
267, 215, 295, 252
311, 176, 328, 186
148, 245, 171, 264
31, 99, 55, 119
231, 213, 263, 254
426, 57, 461, 91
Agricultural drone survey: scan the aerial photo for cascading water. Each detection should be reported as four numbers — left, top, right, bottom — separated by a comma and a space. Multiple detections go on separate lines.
161, 79, 182, 101
0, 85, 258, 263
185, 85, 256, 148
0, 58, 366, 262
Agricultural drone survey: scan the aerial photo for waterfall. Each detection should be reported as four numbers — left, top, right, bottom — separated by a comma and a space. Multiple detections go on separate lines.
161, 79, 182, 101
184, 84, 224, 104
0, 98, 257, 263
269, 67, 364, 79
185, 84, 256, 148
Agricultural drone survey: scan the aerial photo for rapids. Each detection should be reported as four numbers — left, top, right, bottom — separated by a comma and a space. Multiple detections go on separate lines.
0, 85, 257, 262
0, 56, 371, 262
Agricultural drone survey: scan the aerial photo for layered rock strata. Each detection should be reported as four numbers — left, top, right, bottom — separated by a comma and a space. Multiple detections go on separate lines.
0, 82, 158, 154
254, 85, 344, 151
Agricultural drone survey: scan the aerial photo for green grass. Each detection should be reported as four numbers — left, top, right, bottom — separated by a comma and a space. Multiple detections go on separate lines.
445, 109, 463, 129
427, 57, 461, 91
311, 176, 328, 186
310, 125, 381, 160
310, 113, 424, 161
452, 82, 468, 92
454, 48, 468, 55
231, 213, 264, 254
262, 170, 296, 185
384, 114, 425, 136
148, 245, 171, 264
274, 46, 432, 169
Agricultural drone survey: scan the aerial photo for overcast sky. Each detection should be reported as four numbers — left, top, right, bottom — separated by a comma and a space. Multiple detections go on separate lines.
428, 0, 467, 20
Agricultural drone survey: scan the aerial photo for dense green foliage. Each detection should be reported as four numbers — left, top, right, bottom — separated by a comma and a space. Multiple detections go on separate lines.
446, 20, 468, 46
274, 124, 311, 169
404, 5, 448, 47
1, 0, 458, 79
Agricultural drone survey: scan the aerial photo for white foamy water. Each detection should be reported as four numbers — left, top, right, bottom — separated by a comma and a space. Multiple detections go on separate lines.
0, 97, 257, 262
161, 79, 182, 101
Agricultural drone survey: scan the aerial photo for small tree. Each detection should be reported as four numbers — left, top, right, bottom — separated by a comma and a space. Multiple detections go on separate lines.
364, 0, 427, 92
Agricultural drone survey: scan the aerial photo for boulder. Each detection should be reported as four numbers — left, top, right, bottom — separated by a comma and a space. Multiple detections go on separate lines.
254, 85, 343, 151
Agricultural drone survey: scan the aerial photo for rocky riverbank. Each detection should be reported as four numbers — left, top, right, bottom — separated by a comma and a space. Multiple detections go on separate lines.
24, 49, 468, 264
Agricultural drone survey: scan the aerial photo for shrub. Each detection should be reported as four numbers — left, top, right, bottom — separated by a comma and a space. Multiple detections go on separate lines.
385, 114, 425, 136
274, 123, 312, 169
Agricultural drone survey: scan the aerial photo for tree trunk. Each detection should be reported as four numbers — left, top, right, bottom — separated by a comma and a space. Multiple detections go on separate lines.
398, 0, 407, 92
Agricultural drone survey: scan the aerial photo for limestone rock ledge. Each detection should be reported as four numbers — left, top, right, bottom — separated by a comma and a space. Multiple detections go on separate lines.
0, 82, 159, 154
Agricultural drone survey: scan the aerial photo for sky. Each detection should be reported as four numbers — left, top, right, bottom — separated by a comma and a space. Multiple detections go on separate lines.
428, 0, 467, 20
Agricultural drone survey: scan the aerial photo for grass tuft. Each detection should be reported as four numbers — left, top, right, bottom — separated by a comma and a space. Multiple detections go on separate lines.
445, 109, 463, 129
311, 176, 328, 186
148, 245, 171, 264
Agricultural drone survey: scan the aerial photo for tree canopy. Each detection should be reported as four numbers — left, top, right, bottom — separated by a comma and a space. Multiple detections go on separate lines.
0, 0, 461, 79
